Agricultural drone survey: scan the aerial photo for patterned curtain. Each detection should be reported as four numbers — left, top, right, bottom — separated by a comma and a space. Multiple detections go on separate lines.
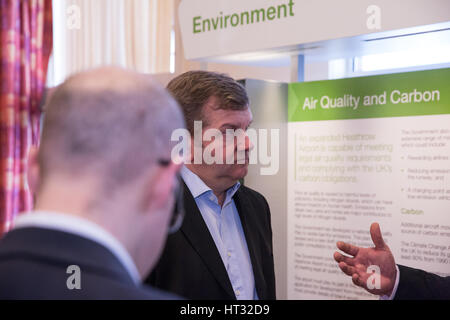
0, 0, 53, 235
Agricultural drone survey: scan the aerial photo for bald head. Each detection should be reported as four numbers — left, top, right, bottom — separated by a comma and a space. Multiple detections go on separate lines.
39, 67, 184, 192
64, 67, 154, 92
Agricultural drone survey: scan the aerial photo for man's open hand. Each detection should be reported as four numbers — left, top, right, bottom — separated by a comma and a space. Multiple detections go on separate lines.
333, 223, 397, 296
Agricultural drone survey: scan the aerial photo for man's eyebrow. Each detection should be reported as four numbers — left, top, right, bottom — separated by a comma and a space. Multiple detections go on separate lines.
220, 120, 253, 129
220, 123, 238, 129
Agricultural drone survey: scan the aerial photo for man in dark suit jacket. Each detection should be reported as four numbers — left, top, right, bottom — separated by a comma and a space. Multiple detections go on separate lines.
0, 227, 177, 300
334, 223, 450, 300
0, 67, 185, 299
146, 71, 276, 300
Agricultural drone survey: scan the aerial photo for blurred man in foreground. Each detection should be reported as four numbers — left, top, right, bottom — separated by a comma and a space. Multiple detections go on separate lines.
0, 67, 184, 299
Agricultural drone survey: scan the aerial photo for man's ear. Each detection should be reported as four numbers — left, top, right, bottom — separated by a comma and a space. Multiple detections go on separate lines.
27, 146, 40, 194
145, 163, 181, 212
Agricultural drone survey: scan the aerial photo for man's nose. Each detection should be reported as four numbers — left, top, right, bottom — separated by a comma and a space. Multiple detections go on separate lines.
245, 134, 254, 151
237, 132, 254, 151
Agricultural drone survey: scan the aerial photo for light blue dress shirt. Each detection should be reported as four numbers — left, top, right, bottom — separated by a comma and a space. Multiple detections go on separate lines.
180, 166, 258, 300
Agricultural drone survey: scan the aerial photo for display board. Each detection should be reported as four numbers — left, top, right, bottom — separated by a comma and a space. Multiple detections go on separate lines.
287, 68, 450, 299
178, 0, 450, 60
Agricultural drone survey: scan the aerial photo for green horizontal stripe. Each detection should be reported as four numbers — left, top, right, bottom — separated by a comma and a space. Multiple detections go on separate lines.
288, 68, 450, 122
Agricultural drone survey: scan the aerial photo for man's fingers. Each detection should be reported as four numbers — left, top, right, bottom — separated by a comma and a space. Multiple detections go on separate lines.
352, 274, 364, 288
339, 262, 370, 291
370, 222, 386, 249
338, 262, 356, 277
336, 241, 359, 256
333, 251, 355, 266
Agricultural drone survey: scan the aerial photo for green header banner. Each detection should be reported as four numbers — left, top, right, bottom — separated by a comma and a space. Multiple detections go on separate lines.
288, 68, 450, 122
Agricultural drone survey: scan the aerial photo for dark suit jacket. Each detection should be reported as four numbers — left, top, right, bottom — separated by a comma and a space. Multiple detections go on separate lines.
395, 265, 450, 300
146, 183, 276, 300
0, 227, 180, 300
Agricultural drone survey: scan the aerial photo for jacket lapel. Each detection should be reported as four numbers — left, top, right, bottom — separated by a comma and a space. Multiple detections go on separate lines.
233, 188, 267, 299
180, 183, 236, 299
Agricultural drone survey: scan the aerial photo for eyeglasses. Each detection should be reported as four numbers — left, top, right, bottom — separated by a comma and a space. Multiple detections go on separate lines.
158, 159, 185, 234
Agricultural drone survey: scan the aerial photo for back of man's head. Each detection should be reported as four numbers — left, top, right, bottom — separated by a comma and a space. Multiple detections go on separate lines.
38, 67, 184, 202
27, 67, 186, 279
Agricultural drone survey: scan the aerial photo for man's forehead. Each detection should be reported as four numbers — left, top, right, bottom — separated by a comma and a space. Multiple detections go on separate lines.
206, 106, 252, 127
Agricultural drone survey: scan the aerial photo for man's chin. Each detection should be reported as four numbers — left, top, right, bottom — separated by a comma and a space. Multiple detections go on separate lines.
233, 164, 248, 179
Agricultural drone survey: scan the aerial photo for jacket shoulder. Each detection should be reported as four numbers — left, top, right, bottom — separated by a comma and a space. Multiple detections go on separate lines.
238, 185, 270, 207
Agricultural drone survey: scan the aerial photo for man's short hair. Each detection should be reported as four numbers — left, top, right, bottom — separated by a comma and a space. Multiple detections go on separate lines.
39, 67, 184, 192
166, 71, 249, 133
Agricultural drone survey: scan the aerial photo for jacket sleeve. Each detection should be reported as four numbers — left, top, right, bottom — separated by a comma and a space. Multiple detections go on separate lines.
395, 265, 450, 300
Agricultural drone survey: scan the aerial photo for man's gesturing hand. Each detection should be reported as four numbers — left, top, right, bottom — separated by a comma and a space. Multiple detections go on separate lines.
333, 223, 397, 296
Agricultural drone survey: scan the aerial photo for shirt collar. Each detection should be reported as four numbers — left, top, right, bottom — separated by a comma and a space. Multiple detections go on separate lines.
180, 166, 241, 200
180, 166, 212, 198
13, 210, 141, 285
